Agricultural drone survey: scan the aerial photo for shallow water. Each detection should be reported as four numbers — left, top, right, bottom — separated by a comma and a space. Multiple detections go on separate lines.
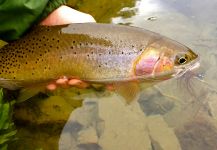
9, 0, 217, 150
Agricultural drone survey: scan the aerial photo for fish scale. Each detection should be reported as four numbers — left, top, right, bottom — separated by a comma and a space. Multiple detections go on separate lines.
0, 23, 198, 90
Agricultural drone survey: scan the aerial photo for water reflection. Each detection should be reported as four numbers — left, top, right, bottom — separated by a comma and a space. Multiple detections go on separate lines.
136, 0, 161, 16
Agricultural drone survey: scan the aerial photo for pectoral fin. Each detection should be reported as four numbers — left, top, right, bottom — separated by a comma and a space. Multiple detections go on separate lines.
17, 85, 46, 103
112, 82, 141, 104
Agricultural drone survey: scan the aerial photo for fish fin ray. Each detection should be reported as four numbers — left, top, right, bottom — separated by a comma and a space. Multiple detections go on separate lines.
17, 85, 46, 103
0, 78, 23, 90
112, 82, 141, 104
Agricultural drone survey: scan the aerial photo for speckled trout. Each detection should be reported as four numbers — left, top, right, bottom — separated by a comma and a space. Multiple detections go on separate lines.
0, 23, 199, 102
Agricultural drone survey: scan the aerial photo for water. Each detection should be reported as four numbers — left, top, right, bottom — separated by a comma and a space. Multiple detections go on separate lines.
9, 0, 217, 150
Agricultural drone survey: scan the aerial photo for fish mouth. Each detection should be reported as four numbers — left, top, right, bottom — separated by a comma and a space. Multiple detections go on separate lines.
174, 56, 200, 78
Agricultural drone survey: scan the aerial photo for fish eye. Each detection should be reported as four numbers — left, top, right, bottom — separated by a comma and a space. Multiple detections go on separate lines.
178, 56, 187, 64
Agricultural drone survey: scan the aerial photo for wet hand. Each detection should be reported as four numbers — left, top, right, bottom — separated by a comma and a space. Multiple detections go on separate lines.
40, 5, 96, 91
46, 77, 89, 91
40, 5, 96, 25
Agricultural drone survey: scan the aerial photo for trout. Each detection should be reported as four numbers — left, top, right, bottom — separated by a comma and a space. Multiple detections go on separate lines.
0, 23, 199, 102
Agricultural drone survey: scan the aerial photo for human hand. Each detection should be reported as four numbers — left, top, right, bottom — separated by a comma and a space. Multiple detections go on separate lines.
41, 5, 95, 90
40, 5, 95, 25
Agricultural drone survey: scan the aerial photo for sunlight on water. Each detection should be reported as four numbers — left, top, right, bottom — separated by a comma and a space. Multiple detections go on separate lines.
136, 0, 161, 15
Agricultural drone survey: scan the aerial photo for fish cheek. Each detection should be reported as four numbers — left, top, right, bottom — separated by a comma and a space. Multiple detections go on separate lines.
132, 53, 159, 76
134, 58, 157, 76
155, 57, 174, 73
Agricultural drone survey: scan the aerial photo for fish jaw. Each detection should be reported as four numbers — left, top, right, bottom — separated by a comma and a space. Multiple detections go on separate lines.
173, 57, 200, 78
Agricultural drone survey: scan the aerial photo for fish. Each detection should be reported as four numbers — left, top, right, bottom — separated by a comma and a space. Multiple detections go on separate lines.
0, 23, 199, 102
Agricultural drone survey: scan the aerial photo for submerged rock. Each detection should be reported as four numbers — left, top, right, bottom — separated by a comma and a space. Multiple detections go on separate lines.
59, 94, 182, 150
175, 117, 217, 150
14, 95, 82, 125
97, 95, 152, 150
147, 115, 181, 150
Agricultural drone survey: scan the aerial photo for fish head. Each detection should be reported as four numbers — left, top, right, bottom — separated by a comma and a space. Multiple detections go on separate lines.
133, 37, 199, 81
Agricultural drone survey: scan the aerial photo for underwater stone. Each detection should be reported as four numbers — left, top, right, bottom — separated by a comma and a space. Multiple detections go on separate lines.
97, 94, 152, 150
147, 115, 182, 150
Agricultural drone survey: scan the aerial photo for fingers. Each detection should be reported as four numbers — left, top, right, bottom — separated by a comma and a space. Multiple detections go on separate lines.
46, 77, 89, 91
56, 77, 68, 85
106, 84, 115, 91
40, 5, 96, 26
46, 83, 57, 91
68, 79, 89, 88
